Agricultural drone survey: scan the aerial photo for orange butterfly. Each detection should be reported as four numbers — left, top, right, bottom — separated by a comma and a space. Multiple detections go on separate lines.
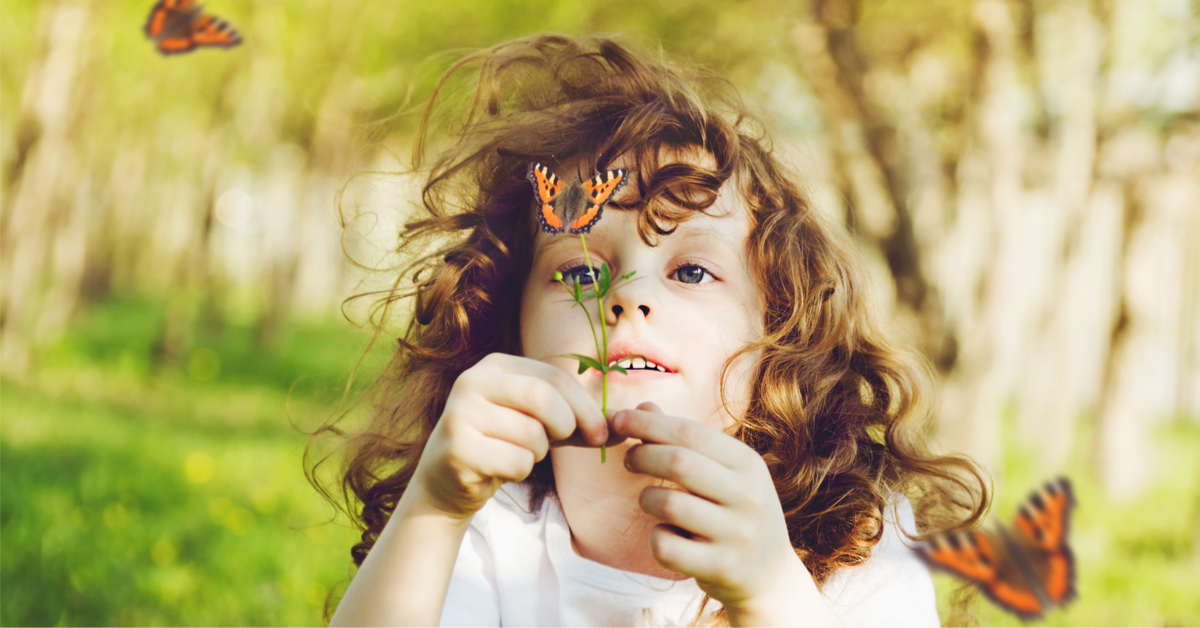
144, 0, 242, 55
527, 163, 628, 235
916, 477, 1077, 619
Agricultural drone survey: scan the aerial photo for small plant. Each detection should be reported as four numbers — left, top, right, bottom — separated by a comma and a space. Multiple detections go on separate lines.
548, 233, 644, 463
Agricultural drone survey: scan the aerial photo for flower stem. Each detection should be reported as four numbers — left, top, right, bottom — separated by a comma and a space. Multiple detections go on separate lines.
578, 233, 608, 464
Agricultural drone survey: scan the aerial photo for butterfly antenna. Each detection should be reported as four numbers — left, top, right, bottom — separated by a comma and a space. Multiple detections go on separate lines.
550, 154, 582, 182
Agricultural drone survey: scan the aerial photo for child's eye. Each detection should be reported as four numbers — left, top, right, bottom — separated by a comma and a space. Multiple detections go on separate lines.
556, 259, 719, 287
671, 260, 719, 285
558, 262, 602, 286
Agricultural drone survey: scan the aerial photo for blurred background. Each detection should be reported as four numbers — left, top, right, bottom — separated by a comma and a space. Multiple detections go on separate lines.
2, 0, 1198, 625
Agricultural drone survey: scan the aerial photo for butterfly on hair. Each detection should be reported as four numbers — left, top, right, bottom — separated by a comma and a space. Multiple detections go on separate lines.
915, 477, 1077, 620
527, 162, 628, 235
144, 0, 241, 55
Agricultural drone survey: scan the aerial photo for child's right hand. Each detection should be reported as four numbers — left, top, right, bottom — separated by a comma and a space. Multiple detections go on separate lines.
408, 352, 617, 520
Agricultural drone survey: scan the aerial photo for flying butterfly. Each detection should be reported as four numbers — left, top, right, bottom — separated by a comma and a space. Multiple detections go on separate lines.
915, 477, 1077, 620
527, 162, 628, 235
144, 0, 242, 55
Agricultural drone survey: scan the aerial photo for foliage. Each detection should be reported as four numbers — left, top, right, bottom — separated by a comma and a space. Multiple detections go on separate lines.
2, 0, 1198, 624
0, 296, 389, 626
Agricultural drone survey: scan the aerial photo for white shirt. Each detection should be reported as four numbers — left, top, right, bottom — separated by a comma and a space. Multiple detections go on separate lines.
438, 482, 939, 627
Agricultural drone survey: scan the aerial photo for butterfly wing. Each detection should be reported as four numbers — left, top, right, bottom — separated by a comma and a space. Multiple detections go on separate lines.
155, 28, 203, 55
1008, 477, 1077, 608
528, 163, 565, 233
187, 14, 242, 48
570, 169, 627, 233
144, 0, 194, 40
145, 0, 241, 55
917, 528, 1047, 619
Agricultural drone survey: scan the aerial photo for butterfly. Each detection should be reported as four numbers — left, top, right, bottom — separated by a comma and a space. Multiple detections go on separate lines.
915, 477, 1077, 620
527, 163, 628, 235
144, 0, 242, 55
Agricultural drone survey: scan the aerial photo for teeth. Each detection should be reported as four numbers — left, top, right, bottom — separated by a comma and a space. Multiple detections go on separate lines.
606, 357, 668, 372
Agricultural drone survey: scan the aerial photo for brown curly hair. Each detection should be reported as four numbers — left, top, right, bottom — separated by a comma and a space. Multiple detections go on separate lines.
308, 32, 989, 624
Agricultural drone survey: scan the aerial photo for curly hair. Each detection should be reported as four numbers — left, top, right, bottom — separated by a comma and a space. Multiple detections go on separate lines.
308, 32, 988, 624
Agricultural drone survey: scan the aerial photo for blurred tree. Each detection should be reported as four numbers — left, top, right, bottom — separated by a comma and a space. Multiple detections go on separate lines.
786, 0, 1200, 499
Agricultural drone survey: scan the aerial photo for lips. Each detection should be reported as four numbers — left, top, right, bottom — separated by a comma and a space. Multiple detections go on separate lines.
597, 366, 675, 383
600, 339, 677, 375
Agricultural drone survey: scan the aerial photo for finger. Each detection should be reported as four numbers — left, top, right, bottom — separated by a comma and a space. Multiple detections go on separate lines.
461, 432, 539, 483
625, 444, 741, 506
474, 405, 551, 462
551, 407, 632, 449
638, 485, 733, 541
612, 403, 755, 470
478, 363, 580, 443
551, 423, 630, 449
648, 523, 725, 583
489, 353, 609, 445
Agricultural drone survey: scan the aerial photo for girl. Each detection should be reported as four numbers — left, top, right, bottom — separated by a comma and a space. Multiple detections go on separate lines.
313, 33, 987, 626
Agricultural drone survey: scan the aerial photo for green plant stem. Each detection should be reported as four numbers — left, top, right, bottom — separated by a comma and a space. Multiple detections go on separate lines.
578, 233, 609, 463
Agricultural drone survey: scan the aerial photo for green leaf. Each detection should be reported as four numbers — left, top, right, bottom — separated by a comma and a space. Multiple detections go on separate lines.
573, 280, 581, 302
551, 353, 607, 374
598, 262, 612, 294
609, 364, 627, 374
620, 271, 635, 280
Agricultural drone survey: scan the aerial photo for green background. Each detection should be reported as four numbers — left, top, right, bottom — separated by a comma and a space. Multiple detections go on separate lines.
3, 0, 1199, 625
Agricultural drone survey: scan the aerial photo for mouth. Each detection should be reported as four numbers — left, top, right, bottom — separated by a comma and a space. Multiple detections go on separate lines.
589, 339, 678, 381
592, 355, 677, 382
606, 355, 671, 373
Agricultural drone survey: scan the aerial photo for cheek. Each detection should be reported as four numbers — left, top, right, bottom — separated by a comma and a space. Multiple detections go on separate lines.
705, 348, 761, 431
518, 279, 542, 356
519, 305, 552, 359
518, 278, 587, 357
705, 307, 763, 428
711, 304, 761, 356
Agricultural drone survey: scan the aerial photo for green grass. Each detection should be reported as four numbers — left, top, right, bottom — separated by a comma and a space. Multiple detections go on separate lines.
1, 296, 390, 626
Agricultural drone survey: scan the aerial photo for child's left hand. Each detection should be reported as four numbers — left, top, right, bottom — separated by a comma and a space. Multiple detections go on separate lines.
612, 401, 844, 627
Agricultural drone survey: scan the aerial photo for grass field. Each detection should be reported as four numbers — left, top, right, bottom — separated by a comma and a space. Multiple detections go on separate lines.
3, 296, 1199, 626
1, 296, 383, 625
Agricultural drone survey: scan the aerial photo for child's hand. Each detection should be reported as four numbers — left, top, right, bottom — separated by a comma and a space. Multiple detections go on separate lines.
613, 402, 841, 626
409, 353, 617, 521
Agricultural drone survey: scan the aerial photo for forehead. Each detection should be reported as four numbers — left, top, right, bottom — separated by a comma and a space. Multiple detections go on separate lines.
534, 210, 743, 257
532, 149, 750, 257
535, 199, 748, 262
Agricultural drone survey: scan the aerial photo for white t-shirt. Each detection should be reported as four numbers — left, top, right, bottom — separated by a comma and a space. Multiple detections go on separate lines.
438, 482, 939, 627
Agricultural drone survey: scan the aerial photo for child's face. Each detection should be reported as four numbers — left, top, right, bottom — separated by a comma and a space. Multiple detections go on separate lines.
519, 152, 765, 441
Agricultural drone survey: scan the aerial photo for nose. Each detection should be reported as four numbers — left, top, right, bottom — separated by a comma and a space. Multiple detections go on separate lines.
610, 304, 650, 319
602, 262, 655, 326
